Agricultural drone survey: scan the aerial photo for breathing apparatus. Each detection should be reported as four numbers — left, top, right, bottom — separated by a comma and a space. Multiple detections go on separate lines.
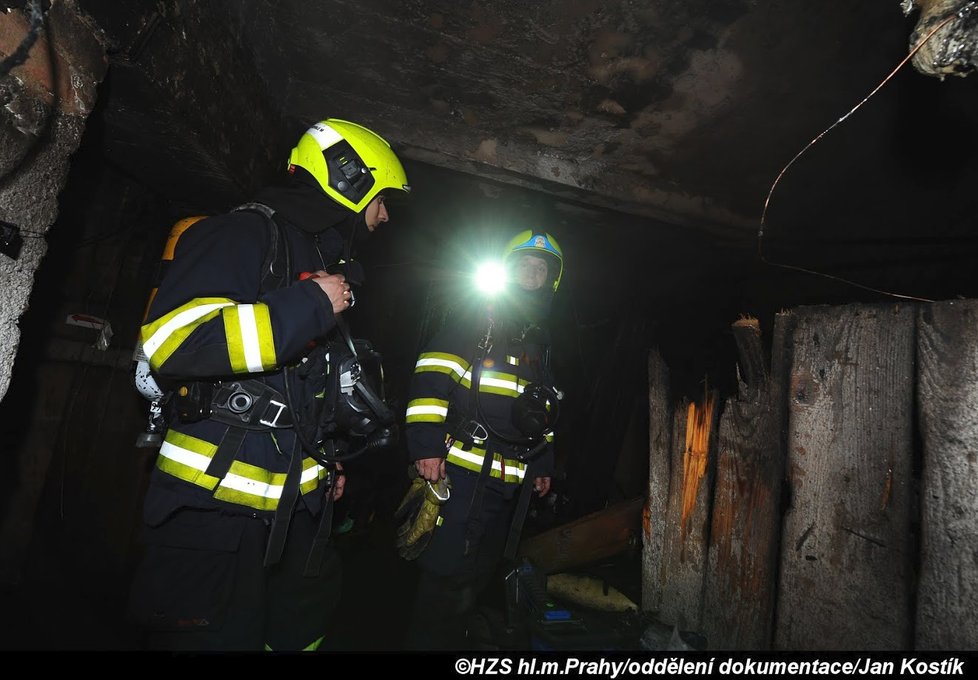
290, 271, 396, 465
132, 216, 206, 447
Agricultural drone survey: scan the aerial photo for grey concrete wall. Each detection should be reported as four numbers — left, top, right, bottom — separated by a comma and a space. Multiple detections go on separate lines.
0, 1, 107, 404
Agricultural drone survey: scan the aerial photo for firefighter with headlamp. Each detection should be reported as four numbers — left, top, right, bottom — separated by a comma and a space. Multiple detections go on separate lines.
396, 230, 564, 650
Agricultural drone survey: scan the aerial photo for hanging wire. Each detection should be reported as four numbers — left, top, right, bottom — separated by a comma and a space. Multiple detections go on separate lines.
757, 4, 977, 303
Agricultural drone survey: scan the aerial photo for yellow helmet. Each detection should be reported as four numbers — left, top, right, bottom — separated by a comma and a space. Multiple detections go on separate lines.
503, 230, 564, 293
288, 119, 410, 213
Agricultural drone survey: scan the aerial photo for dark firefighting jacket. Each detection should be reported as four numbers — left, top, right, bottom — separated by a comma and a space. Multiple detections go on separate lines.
404, 308, 555, 487
140, 182, 351, 522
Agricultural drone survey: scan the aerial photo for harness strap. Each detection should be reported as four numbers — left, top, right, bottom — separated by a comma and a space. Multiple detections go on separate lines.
503, 457, 543, 561
303, 476, 337, 577
461, 337, 495, 553
203, 425, 247, 481
263, 435, 303, 567
463, 437, 497, 556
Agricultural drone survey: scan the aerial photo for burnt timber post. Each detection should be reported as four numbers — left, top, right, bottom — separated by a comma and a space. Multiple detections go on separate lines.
702, 317, 787, 649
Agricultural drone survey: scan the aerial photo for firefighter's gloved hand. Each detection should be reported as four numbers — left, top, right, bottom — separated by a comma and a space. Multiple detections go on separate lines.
394, 475, 451, 560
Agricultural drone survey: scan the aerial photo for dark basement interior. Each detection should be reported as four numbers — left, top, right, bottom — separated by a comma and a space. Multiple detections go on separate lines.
2, 0, 978, 652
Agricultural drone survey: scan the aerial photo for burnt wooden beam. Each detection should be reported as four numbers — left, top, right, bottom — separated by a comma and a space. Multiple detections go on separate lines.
701, 314, 787, 650
657, 388, 720, 631
518, 497, 644, 575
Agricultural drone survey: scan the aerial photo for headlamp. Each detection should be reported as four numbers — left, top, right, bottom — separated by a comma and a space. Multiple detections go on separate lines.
474, 260, 507, 296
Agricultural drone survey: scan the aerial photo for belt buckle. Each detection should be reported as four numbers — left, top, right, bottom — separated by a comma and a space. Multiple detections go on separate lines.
464, 420, 488, 441
259, 399, 287, 428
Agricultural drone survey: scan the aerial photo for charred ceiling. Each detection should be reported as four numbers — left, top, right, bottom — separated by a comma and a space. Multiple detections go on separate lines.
66, 0, 978, 259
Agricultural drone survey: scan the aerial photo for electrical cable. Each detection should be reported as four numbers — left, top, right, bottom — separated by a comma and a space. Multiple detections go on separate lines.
758, 5, 975, 303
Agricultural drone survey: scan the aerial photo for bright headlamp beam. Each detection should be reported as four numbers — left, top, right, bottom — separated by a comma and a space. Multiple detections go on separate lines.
474, 261, 507, 295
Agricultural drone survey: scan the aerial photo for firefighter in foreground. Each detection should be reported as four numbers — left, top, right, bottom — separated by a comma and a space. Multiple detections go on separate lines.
397, 231, 563, 650
127, 119, 409, 651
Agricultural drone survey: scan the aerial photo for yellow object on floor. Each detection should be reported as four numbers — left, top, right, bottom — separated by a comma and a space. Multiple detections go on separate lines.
546, 573, 638, 613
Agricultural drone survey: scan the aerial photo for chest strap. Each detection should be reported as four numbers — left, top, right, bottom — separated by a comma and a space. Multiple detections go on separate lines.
202, 379, 293, 483
209, 380, 293, 430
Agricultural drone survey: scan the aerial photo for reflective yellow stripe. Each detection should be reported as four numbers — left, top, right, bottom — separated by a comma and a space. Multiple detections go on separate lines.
405, 398, 449, 423
303, 637, 324, 651
265, 636, 324, 652
141, 298, 235, 369
223, 303, 277, 374
214, 458, 326, 510
300, 457, 330, 495
157, 431, 326, 511
446, 441, 526, 483
157, 433, 221, 490
478, 371, 526, 397
415, 352, 471, 386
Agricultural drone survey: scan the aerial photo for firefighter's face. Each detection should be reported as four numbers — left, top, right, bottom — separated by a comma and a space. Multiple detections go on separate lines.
364, 194, 389, 232
514, 254, 549, 291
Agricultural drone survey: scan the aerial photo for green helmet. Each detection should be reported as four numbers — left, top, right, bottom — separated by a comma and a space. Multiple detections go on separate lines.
504, 230, 564, 293
288, 119, 410, 213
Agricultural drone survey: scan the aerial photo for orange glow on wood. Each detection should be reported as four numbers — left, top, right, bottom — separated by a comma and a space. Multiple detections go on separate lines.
680, 392, 716, 539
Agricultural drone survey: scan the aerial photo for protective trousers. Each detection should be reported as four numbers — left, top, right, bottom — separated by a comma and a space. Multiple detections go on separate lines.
127, 507, 342, 651
405, 465, 516, 650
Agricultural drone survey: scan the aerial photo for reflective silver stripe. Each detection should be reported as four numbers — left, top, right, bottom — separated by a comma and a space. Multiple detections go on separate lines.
415, 356, 471, 381
405, 403, 449, 418
160, 439, 324, 497
479, 375, 523, 393
237, 304, 265, 373
448, 444, 527, 480
301, 464, 325, 485
143, 302, 233, 360
159, 439, 211, 470
220, 471, 283, 499
307, 123, 343, 150
220, 463, 322, 499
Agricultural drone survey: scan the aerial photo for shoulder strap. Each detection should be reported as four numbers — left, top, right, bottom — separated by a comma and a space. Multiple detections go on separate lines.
467, 315, 493, 419
233, 202, 290, 291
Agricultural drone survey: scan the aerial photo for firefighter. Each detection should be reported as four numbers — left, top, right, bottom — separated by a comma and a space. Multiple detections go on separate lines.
397, 231, 563, 650
127, 119, 409, 651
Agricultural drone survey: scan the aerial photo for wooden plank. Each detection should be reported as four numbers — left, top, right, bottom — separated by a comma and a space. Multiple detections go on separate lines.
775, 303, 915, 650
642, 348, 672, 612
519, 497, 644, 575
915, 300, 978, 650
702, 317, 786, 650
731, 317, 770, 399
658, 389, 719, 631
